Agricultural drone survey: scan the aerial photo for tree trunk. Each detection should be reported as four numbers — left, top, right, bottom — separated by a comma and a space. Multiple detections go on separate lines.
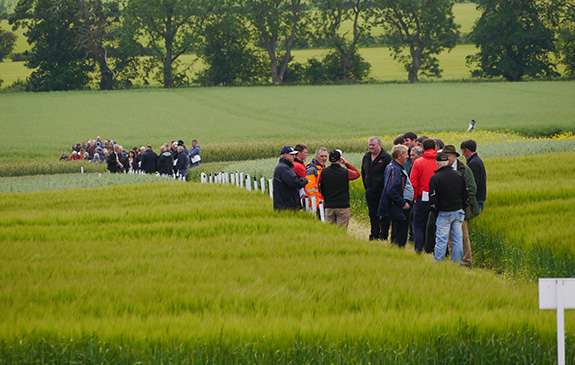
163, 37, 175, 88
268, 45, 281, 85
408, 46, 422, 83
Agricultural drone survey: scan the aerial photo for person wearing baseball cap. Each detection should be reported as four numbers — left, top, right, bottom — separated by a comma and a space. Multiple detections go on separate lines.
273, 146, 309, 211
318, 149, 360, 229
428, 152, 468, 264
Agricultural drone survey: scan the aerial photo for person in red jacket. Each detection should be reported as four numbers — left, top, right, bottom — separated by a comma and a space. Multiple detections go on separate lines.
409, 138, 438, 253
293, 144, 308, 178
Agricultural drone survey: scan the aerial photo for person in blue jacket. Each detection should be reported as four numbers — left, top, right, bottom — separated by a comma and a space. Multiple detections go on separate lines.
378, 145, 414, 247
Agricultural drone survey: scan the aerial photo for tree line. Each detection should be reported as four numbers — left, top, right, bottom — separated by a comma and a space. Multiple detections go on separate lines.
0, 0, 573, 91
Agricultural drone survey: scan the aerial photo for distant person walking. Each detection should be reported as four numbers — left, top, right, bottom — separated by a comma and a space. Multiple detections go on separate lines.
273, 146, 309, 211
318, 150, 360, 229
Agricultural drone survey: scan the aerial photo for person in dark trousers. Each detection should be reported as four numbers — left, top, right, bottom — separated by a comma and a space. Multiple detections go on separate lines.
361, 136, 392, 241
273, 146, 309, 211
429, 153, 468, 264
409, 138, 438, 253
378, 145, 414, 247
318, 149, 360, 229
140, 145, 159, 174
460, 139, 486, 211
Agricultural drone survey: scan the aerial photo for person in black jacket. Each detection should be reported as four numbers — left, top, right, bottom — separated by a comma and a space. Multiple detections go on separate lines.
318, 150, 360, 229
140, 145, 159, 174
157, 145, 174, 176
460, 139, 486, 211
273, 146, 309, 211
361, 136, 392, 241
429, 153, 468, 264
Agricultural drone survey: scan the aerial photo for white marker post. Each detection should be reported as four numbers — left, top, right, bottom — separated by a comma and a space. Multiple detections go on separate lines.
260, 178, 265, 194
268, 179, 273, 199
539, 278, 575, 365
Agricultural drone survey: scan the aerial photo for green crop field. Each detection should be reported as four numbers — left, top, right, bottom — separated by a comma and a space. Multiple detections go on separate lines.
1, 179, 574, 363
1, 77, 575, 362
1, 81, 574, 163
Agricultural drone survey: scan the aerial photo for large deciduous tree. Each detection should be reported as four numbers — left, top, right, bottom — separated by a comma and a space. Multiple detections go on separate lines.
311, 0, 371, 81
10, 0, 92, 91
0, 28, 17, 62
375, 0, 459, 83
467, 0, 557, 81
244, 0, 303, 85
550, 0, 575, 76
77, 0, 121, 90
196, 11, 266, 86
123, 0, 212, 88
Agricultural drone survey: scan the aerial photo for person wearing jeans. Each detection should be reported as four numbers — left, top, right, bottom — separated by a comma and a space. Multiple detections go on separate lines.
429, 153, 468, 264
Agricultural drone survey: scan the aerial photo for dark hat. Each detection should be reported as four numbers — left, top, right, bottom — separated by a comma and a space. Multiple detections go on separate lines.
442, 145, 460, 157
178, 140, 184, 146
280, 146, 298, 155
436, 152, 449, 162
329, 149, 342, 163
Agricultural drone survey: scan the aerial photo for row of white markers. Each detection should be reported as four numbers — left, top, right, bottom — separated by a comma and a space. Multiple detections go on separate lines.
200, 171, 326, 222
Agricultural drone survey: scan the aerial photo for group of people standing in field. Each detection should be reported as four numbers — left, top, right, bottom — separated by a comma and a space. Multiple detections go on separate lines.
273, 132, 487, 267
59, 137, 201, 179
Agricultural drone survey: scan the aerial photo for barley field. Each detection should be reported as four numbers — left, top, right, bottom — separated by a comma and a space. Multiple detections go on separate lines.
1, 180, 573, 363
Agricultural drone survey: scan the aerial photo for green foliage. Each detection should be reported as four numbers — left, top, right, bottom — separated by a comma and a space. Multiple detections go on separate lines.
304, 49, 370, 82
375, 0, 460, 82
122, 0, 212, 88
468, 0, 558, 81
196, 14, 266, 86
0, 28, 16, 61
244, 0, 305, 85
9, 0, 93, 91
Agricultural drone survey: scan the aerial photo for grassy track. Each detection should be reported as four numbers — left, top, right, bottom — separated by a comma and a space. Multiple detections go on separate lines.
1, 82, 574, 162
0, 181, 573, 362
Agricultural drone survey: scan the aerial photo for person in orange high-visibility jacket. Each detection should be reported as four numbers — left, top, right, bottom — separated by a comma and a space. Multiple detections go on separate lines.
305, 147, 329, 208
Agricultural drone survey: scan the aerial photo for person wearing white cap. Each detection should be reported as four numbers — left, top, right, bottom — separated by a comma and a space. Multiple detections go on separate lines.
273, 146, 310, 211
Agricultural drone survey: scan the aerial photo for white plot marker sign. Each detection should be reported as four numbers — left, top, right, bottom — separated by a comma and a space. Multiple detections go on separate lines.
539, 278, 575, 365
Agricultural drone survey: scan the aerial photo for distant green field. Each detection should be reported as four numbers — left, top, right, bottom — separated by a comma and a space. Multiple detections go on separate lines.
1, 81, 574, 162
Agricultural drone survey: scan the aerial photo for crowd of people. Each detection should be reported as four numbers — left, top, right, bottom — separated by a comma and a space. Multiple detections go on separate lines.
59, 137, 201, 178
273, 132, 487, 267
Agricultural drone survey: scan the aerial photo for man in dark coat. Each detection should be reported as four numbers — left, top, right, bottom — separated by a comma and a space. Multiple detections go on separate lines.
157, 145, 174, 175
429, 153, 468, 264
460, 139, 486, 211
106, 144, 128, 173
140, 145, 159, 174
273, 146, 309, 211
361, 136, 392, 241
